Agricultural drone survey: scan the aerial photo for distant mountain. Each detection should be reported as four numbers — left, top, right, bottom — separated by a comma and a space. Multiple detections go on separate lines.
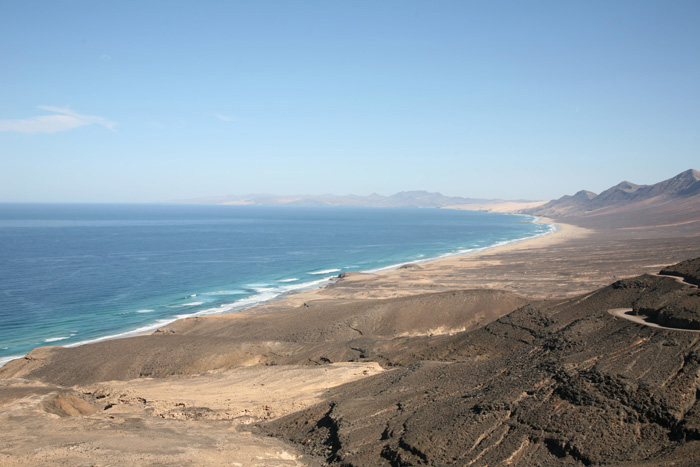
175, 191, 505, 209
524, 169, 700, 229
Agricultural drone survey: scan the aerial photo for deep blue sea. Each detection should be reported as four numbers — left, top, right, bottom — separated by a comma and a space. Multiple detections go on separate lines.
0, 204, 553, 365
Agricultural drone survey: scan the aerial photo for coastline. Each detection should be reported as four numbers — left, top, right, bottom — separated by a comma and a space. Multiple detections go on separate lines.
176, 215, 566, 310
1, 209, 694, 370
248, 216, 586, 311
0, 211, 556, 367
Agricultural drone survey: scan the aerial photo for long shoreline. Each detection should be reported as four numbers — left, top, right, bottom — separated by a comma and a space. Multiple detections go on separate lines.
89, 214, 563, 322
87, 213, 558, 329
2, 214, 700, 465
362, 215, 559, 273
5, 209, 692, 369
0, 212, 557, 368
250, 216, 587, 311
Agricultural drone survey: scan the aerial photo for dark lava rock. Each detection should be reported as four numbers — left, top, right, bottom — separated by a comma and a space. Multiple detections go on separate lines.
629, 270, 700, 330
660, 257, 700, 286
640, 290, 700, 330
263, 259, 700, 466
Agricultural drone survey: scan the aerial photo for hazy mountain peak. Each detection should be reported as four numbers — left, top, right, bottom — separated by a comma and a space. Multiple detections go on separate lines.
612, 181, 640, 192
573, 190, 597, 200
678, 168, 700, 180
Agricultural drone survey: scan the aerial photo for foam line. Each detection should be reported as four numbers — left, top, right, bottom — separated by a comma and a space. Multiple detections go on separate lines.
308, 268, 341, 275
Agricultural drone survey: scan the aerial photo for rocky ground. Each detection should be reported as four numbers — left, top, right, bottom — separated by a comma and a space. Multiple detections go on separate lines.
661, 257, 700, 286
263, 268, 700, 465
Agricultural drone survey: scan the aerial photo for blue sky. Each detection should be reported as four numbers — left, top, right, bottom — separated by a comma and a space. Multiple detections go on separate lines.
1, 1, 699, 202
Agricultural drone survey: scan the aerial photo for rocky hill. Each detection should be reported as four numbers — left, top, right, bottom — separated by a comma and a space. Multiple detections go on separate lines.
263, 259, 700, 466
525, 169, 700, 229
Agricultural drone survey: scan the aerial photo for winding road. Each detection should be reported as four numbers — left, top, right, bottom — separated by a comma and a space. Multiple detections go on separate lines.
653, 273, 699, 288
607, 308, 700, 333
607, 273, 699, 332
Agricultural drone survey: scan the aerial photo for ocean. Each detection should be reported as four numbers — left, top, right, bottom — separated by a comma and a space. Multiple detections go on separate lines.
0, 204, 553, 366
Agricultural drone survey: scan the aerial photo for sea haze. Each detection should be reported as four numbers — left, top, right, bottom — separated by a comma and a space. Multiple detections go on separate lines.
0, 204, 553, 364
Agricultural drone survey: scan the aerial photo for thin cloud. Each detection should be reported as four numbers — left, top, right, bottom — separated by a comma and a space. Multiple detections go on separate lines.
0, 106, 116, 134
213, 113, 233, 122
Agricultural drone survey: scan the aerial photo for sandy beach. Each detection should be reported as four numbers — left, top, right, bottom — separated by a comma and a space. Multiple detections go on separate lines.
255, 216, 697, 309
1, 212, 699, 465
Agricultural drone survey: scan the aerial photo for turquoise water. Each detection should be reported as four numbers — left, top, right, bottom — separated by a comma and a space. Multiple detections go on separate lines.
0, 204, 553, 365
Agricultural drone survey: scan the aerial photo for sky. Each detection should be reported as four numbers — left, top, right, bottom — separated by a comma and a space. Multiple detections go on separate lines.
1, 1, 699, 203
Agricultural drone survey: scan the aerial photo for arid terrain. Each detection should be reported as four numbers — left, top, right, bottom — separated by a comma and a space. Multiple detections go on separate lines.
1, 170, 699, 466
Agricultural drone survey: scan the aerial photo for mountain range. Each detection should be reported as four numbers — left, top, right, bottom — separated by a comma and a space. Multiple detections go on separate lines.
523, 169, 700, 229
177, 191, 500, 209
177, 170, 699, 225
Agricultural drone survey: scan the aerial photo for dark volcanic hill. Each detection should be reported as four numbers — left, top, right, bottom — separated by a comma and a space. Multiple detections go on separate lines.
524, 169, 700, 230
263, 259, 700, 466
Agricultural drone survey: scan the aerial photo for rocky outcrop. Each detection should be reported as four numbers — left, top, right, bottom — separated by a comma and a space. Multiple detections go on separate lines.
631, 274, 700, 330
615, 263, 700, 330
661, 257, 700, 286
